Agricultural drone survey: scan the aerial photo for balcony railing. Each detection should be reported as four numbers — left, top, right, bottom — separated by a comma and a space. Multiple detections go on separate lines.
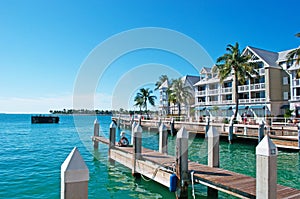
221, 87, 232, 93
196, 91, 206, 96
292, 79, 300, 87
292, 96, 300, 101
238, 83, 265, 92
208, 89, 219, 95
239, 98, 266, 103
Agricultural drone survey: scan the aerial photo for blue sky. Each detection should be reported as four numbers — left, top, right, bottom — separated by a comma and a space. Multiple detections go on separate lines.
0, 0, 299, 113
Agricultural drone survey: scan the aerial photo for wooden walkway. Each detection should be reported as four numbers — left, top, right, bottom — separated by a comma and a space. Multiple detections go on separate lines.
94, 136, 300, 199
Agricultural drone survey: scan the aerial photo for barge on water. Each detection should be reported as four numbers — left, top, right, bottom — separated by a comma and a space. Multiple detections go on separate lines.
31, 115, 59, 124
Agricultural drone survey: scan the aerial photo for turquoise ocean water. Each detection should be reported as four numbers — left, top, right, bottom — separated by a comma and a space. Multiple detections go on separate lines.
0, 114, 299, 199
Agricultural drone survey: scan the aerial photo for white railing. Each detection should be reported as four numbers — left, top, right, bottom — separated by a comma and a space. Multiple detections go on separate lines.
238, 85, 249, 92
238, 83, 265, 92
292, 96, 300, 100
221, 87, 232, 93
196, 91, 206, 96
292, 79, 300, 86
208, 89, 219, 95
195, 101, 206, 106
220, 100, 233, 104
250, 83, 265, 90
239, 98, 266, 103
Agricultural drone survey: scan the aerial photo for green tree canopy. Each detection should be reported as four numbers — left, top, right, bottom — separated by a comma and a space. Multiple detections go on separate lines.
214, 42, 259, 121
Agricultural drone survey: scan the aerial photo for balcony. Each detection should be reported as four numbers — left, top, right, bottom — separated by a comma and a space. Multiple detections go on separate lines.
239, 98, 266, 103
250, 83, 265, 90
196, 90, 206, 96
292, 96, 300, 101
221, 87, 232, 93
238, 85, 249, 92
208, 89, 219, 95
238, 83, 265, 92
292, 79, 300, 87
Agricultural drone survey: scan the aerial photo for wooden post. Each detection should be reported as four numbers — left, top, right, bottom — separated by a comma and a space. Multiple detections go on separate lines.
109, 121, 116, 163
175, 127, 189, 199
256, 135, 277, 199
298, 123, 300, 149
205, 116, 210, 134
132, 124, 142, 177
207, 126, 219, 198
93, 119, 99, 149
159, 123, 168, 154
131, 121, 137, 145
170, 117, 175, 136
228, 118, 234, 144
258, 120, 265, 143
61, 147, 89, 199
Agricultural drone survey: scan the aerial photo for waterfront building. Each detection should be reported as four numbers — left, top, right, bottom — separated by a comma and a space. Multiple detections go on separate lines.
158, 75, 200, 117
194, 46, 293, 123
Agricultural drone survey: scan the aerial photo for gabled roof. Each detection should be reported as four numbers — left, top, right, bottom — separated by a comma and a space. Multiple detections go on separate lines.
181, 75, 200, 88
245, 46, 279, 67
200, 67, 211, 74
158, 80, 169, 89
277, 47, 299, 63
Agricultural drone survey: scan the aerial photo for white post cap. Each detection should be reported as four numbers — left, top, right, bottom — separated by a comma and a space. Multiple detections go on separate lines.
61, 147, 89, 183
159, 123, 167, 132
94, 119, 99, 124
177, 127, 188, 139
134, 124, 142, 133
110, 121, 116, 128
256, 135, 278, 156
207, 126, 219, 138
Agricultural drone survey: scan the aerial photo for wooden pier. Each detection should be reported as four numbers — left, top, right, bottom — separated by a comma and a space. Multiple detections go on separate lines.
114, 117, 300, 150
93, 135, 300, 199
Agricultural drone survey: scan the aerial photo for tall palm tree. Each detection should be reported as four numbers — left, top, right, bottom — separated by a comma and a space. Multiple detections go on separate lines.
155, 75, 169, 90
134, 95, 144, 114
134, 88, 157, 116
286, 33, 300, 65
170, 78, 193, 116
214, 42, 259, 121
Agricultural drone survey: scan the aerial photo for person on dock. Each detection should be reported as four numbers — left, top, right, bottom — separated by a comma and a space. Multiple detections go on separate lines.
118, 131, 129, 147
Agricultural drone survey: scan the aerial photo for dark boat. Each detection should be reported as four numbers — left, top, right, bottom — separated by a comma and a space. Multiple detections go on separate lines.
31, 115, 59, 124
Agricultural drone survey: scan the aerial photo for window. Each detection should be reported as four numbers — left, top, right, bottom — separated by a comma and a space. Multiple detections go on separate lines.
283, 77, 289, 85
283, 92, 289, 100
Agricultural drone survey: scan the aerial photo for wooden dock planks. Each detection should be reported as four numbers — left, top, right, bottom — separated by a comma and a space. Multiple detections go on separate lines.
94, 136, 300, 199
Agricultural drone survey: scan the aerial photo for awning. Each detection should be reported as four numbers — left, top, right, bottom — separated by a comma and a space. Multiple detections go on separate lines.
195, 107, 206, 111
219, 106, 232, 110
280, 104, 289, 109
249, 105, 265, 109
232, 105, 249, 110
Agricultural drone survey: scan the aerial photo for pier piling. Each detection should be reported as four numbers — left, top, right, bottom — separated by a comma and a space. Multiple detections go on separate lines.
175, 127, 189, 199
258, 120, 265, 143
109, 121, 116, 163
132, 124, 142, 177
256, 135, 278, 199
228, 118, 234, 144
61, 147, 89, 199
93, 119, 99, 149
207, 126, 219, 198
159, 123, 168, 155
131, 121, 137, 145
298, 123, 300, 149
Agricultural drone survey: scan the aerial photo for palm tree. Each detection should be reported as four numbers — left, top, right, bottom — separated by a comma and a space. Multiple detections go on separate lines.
154, 75, 169, 90
286, 33, 300, 65
214, 42, 259, 121
170, 78, 193, 116
134, 88, 157, 116
134, 95, 144, 114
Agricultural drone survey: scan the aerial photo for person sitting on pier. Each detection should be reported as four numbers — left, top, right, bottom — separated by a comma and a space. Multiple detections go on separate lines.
118, 131, 129, 147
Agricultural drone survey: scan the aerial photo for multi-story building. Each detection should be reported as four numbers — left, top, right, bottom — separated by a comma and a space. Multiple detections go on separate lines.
158, 75, 200, 117
194, 46, 292, 122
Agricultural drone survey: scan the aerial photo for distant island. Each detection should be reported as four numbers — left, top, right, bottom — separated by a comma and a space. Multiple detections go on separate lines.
49, 109, 113, 115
